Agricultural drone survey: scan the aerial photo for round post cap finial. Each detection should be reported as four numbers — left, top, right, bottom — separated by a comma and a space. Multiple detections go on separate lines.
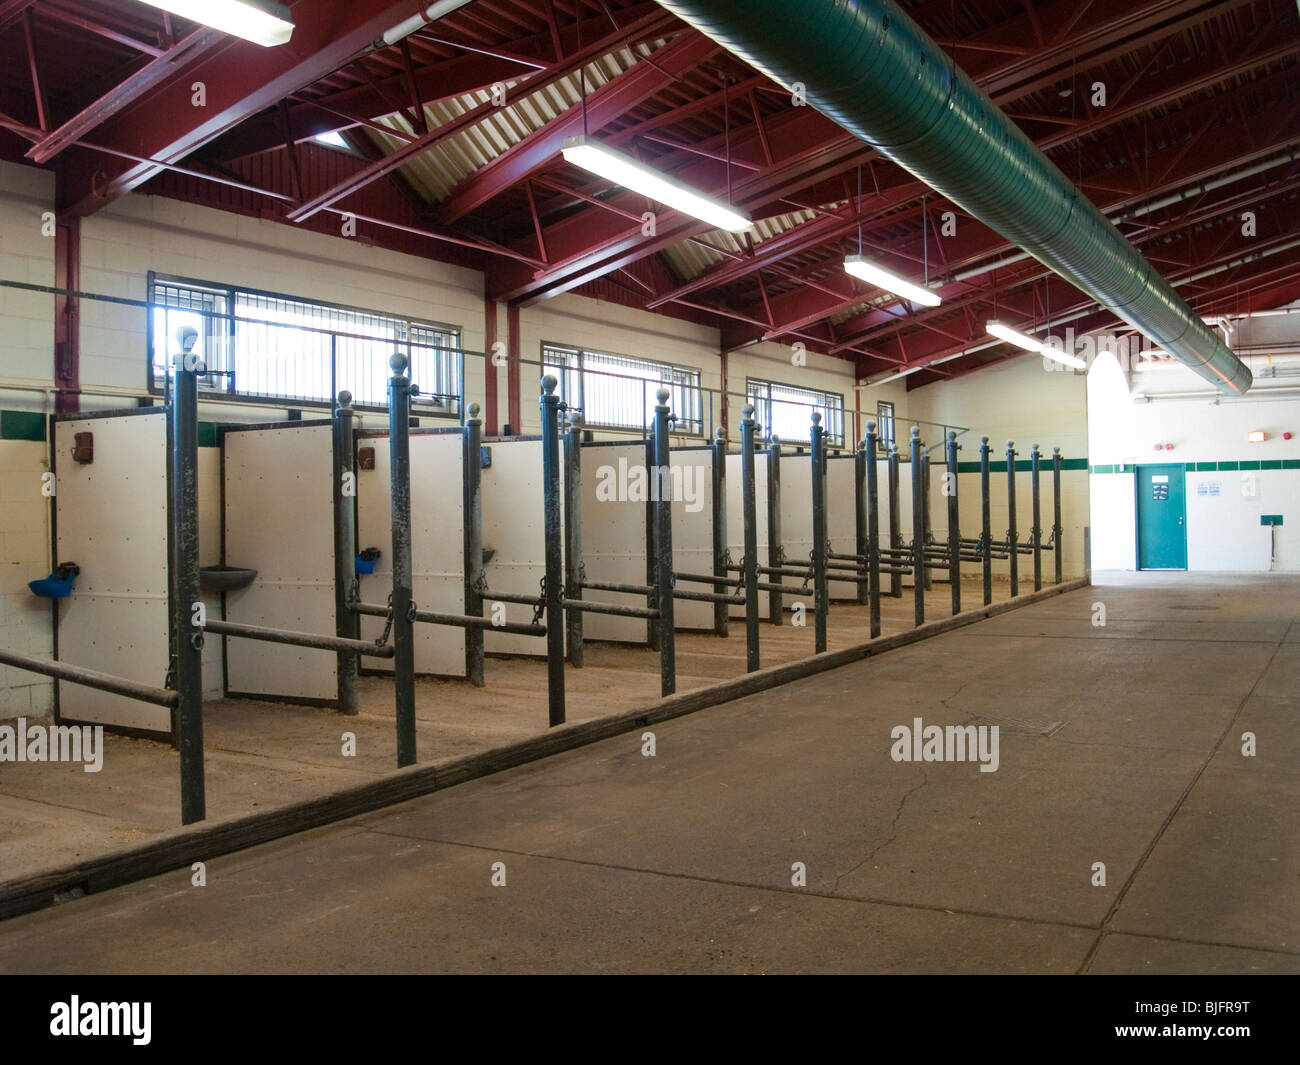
910, 426, 919, 437
656, 386, 671, 405
714, 427, 726, 440
981, 435, 989, 444
541, 373, 558, 395
810, 411, 822, 426
570, 411, 584, 427
1054, 446, 1060, 454
1032, 443, 1040, 453
866, 419, 876, 432
741, 402, 755, 418
337, 390, 353, 408
468, 401, 481, 418
947, 429, 956, 441
389, 352, 408, 373
1007, 440, 1015, 448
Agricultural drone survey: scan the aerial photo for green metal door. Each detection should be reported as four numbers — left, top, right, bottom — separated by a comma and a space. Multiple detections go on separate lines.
1136, 464, 1187, 570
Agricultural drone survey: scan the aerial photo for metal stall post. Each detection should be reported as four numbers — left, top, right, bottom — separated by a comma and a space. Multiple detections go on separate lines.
865, 422, 881, 639
980, 437, 992, 606
170, 349, 205, 824
767, 436, 783, 623
711, 427, 729, 636
540, 376, 566, 726
388, 353, 417, 766
1006, 441, 1019, 598
1031, 443, 1043, 592
563, 411, 584, 665
946, 430, 961, 616
332, 391, 360, 713
653, 388, 676, 696
741, 404, 760, 672
810, 413, 828, 654
1053, 447, 1064, 585
464, 402, 486, 686
853, 438, 868, 606
887, 444, 902, 598
910, 428, 925, 628
921, 446, 933, 591
644, 433, 660, 653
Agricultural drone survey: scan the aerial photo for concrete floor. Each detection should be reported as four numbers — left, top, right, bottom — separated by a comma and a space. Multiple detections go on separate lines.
0, 577, 1013, 880
0, 571, 1295, 974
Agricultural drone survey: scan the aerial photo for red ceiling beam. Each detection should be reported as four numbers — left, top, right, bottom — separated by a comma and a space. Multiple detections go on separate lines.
287, 8, 691, 224
431, 30, 720, 226
38, 2, 167, 58
26, 26, 227, 164
0, 0, 36, 33
55, 0, 455, 218
205, 2, 670, 162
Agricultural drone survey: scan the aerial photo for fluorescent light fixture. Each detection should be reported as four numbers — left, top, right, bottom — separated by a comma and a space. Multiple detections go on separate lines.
140, 0, 294, 47
315, 131, 349, 149
987, 319, 1086, 369
561, 136, 752, 233
844, 255, 941, 307
873, 365, 925, 386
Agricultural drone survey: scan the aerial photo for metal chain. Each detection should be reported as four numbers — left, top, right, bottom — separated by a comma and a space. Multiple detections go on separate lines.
532, 576, 547, 625
375, 590, 395, 647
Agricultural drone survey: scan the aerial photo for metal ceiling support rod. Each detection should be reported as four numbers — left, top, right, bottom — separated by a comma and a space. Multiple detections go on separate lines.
656, 0, 1253, 395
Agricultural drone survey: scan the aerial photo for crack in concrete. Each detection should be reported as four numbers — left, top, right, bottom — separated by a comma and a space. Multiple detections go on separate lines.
832, 767, 929, 894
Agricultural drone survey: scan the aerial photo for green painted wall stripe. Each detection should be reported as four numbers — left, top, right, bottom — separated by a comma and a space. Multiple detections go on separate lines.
0, 410, 47, 442
1089, 457, 1299, 473
955, 457, 1087, 474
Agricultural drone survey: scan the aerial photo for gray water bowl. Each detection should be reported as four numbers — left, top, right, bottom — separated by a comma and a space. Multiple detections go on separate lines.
200, 565, 258, 592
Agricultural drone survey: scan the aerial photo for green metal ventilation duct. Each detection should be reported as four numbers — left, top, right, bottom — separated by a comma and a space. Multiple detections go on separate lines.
657, 0, 1253, 394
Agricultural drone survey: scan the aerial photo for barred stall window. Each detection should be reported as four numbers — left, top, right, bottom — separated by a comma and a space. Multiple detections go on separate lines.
542, 342, 703, 435
148, 274, 462, 415
876, 400, 896, 453
747, 377, 846, 447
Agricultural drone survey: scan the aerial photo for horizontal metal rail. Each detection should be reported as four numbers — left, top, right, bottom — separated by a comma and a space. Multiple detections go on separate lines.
203, 619, 395, 658
563, 598, 659, 619
352, 602, 545, 637
581, 579, 655, 597
670, 588, 746, 605
673, 571, 744, 587
0, 647, 178, 707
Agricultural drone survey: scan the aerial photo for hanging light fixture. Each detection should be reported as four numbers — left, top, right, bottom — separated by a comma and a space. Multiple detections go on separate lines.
986, 320, 1086, 368
561, 136, 752, 232
138, 0, 294, 47
844, 256, 942, 307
